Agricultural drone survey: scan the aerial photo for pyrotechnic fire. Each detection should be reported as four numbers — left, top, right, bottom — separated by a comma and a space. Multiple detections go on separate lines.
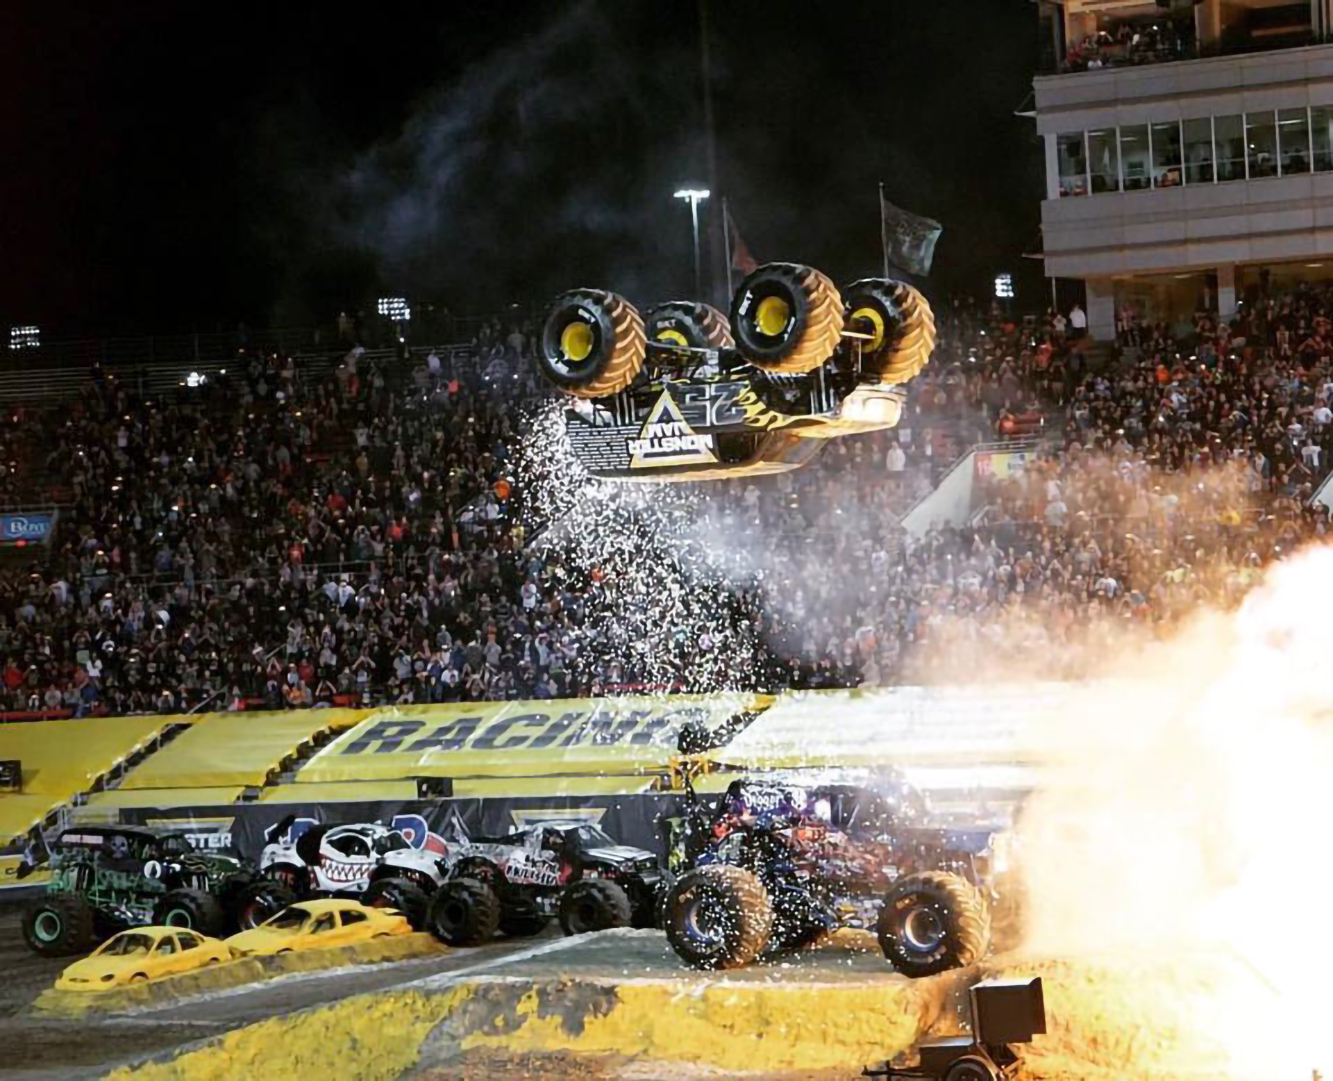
1012, 543, 1333, 1079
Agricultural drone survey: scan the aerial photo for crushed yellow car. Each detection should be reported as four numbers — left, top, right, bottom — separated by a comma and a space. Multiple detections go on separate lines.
225, 898, 412, 957
55, 926, 233, 991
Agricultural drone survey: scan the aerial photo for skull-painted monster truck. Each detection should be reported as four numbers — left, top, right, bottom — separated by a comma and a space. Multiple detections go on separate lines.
242, 818, 451, 930
426, 820, 663, 946
662, 778, 1011, 976
535, 262, 935, 481
20, 826, 256, 956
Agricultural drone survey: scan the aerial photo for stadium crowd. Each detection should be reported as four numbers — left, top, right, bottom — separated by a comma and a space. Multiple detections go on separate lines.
1, 277, 1330, 714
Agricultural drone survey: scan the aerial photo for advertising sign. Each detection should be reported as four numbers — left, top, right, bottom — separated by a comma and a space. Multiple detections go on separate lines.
974, 450, 1032, 481
0, 513, 55, 545
296, 695, 760, 783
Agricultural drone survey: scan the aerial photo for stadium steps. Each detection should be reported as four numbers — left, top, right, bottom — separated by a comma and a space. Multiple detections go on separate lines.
43, 720, 195, 831
278, 725, 341, 781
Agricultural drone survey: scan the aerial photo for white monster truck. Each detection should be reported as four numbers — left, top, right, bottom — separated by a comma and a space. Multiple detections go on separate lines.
240, 818, 452, 930
427, 820, 664, 946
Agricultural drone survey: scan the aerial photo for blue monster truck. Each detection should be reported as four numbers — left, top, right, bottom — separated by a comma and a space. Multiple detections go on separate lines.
661, 777, 1012, 976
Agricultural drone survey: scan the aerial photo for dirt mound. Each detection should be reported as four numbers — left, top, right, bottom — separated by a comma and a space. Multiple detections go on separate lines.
976, 953, 1262, 1081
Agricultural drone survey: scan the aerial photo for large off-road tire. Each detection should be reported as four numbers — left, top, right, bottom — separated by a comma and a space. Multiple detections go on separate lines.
877, 871, 991, 979
558, 879, 633, 936
730, 262, 843, 373
428, 877, 501, 946
664, 865, 773, 971
236, 881, 299, 930
644, 302, 734, 350
22, 895, 97, 957
499, 910, 549, 938
362, 877, 430, 931
216, 870, 258, 931
842, 278, 936, 384
539, 289, 645, 398
153, 888, 226, 936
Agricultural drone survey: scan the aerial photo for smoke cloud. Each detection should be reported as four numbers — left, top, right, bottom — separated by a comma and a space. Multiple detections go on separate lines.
998, 546, 1333, 1077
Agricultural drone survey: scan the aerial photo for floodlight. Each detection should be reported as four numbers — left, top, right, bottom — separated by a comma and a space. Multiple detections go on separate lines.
378, 297, 412, 321
8, 326, 39, 351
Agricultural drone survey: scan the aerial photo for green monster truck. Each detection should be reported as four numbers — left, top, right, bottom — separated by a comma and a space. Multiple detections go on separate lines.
19, 826, 256, 957
536, 262, 935, 481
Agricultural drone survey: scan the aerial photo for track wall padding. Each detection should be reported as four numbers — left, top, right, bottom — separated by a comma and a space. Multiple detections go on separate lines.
112, 974, 948, 1080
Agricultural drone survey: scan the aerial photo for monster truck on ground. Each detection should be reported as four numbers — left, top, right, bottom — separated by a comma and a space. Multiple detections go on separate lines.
535, 262, 935, 482
242, 818, 450, 930
19, 826, 255, 956
662, 778, 1006, 976
426, 820, 664, 947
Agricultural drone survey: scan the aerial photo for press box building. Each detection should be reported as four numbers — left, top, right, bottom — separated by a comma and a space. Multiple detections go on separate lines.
1034, 0, 1333, 338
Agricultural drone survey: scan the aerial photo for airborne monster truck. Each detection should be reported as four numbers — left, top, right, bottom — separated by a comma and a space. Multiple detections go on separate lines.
536, 262, 935, 481
20, 826, 255, 956
242, 818, 450, 930
426, 820, 664, 946
662, 779, 1010, 977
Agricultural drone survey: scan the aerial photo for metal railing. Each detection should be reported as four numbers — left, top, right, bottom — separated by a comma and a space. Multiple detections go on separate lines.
1049, 29, 1326, 76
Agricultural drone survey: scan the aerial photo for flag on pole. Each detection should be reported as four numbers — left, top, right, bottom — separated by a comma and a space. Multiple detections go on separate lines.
723, 199, 758, 296
879, 183, 942, 278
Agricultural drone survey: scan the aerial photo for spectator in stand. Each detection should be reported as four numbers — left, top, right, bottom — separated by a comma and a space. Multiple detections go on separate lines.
1069, 303, 1087, 339
1, 279, 1330, 711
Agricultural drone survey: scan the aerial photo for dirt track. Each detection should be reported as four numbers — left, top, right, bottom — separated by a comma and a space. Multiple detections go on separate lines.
0, 901, 921, 1080
0, 900, 566, 1079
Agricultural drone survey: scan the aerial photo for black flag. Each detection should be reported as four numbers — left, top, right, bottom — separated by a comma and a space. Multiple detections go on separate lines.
880, 185, 942, 278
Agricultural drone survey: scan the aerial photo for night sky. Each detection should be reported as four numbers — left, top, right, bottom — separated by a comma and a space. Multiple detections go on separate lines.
0, 1, 1042, 339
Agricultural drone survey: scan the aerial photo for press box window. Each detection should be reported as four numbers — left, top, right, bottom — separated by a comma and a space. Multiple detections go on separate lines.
1152, 121, 1182, 188
1279, 107, 1311, 175
1214, 115, 1246, 182
1119, 125, 1150, 191
1057, 133, 1087, 197
1314, 106, 1333, 172
1183, 118, 1214, 184
1087, 130, 1119, 193
1247, 111, 1278, 179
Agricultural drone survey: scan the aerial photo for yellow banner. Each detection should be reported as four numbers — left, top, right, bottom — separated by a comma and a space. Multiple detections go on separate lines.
297, 695, 768, 783
0, 854, 50, 889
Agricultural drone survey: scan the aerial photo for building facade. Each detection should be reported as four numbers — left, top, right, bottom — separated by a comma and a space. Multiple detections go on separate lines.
1034, 0, 1333, 338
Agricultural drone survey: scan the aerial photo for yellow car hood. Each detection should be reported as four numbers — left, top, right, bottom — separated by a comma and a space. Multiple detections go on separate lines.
56, 956, 131, 988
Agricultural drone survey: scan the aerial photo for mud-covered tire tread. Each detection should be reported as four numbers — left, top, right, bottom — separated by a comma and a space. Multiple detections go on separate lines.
877, 870, 990, 979
731, 263, 844, 374
540, 289, 645, 399
428, 876, 501, 946
644, 301, 735, 350
21, 895, 96, 957
362, 877, 430, 931
152, 888, 226, 936
664, 864, 773, 971
843, 278, 936, 384
558, 878, 633, 935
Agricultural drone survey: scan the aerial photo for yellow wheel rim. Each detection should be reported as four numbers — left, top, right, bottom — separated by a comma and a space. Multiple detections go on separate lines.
655, 328, 689, 347
560, 321, 595, 362
850, 306, 886, 353
755, 296, 791, 337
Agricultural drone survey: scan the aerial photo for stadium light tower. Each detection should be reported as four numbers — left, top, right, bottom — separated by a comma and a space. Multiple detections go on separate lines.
674, 188, 710, 297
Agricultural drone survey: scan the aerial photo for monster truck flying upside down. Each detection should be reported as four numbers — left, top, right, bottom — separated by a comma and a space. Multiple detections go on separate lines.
535, 262, 936, 482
